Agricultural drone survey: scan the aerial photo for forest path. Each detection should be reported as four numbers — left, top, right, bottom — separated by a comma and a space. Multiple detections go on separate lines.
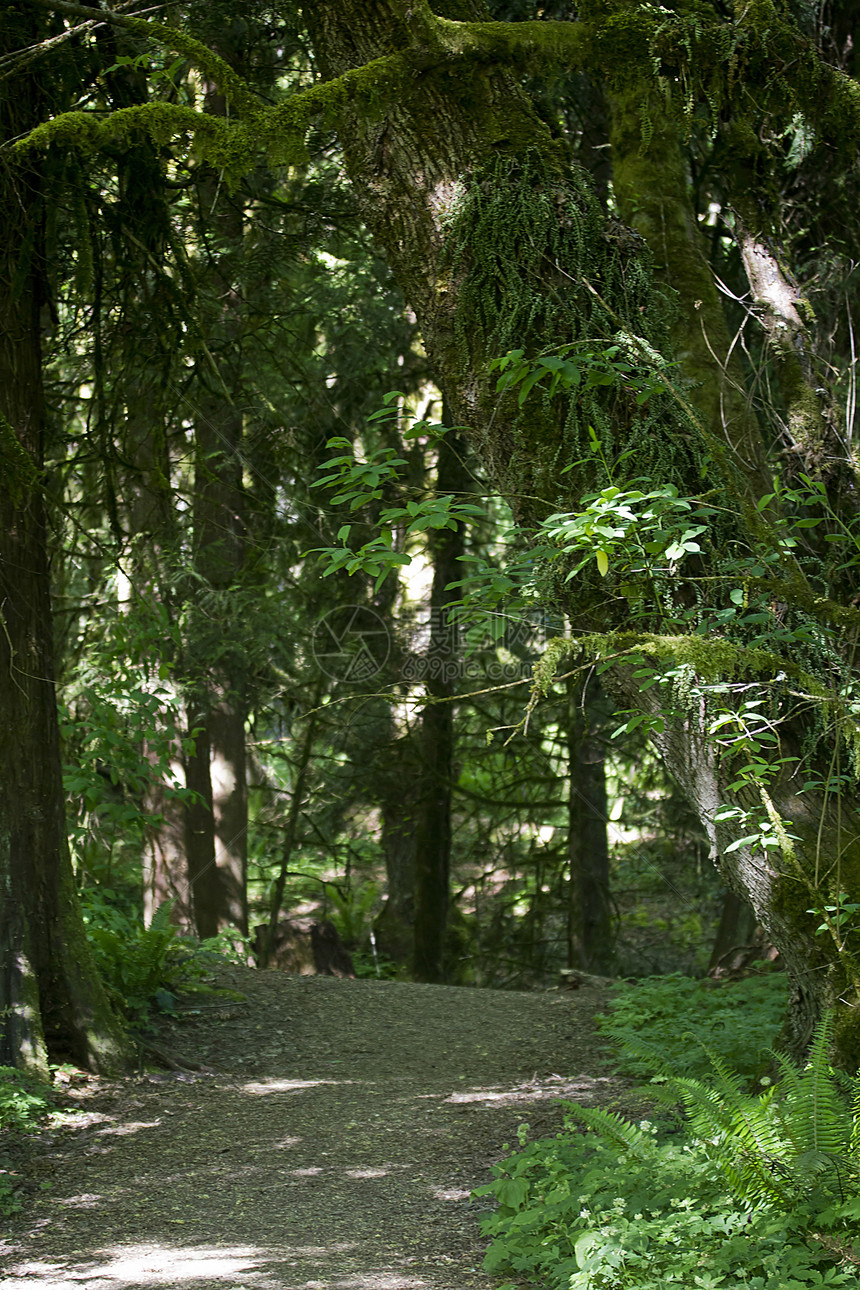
2, 971, 625, 1290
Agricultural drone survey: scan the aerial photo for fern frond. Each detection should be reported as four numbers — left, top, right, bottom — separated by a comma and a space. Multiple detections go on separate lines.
667, 1071, 790, 1205
599, 1026, 681, 1077
850, 1080, 860, 1162
563, 1102, 657, 1161
778, 1015, 852, 1160
149, 900, 176, 932
769, 1047, 804, 1101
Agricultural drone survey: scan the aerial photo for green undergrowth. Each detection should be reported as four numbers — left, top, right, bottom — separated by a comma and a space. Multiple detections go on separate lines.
0, 1067, 52, 1136
0, 1067, 54, 1216
81, 891, 249, 1030
478, 1018, 860, 1287
596, 972, 788, 1081
476, 982, 860, 1288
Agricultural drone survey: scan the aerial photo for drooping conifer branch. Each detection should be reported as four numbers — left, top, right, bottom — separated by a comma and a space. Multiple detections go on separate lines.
28, 0, 263, 115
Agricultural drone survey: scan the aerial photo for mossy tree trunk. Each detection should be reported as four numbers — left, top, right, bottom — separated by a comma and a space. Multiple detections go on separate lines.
0, 6, 129, 1075
304, 0, 860, 1063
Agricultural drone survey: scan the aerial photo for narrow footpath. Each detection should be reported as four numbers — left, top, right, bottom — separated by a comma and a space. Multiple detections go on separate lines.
1, 971, 625, 1290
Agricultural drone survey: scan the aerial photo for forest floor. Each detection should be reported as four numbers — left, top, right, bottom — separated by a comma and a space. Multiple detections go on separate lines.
1, 969, 633, 1290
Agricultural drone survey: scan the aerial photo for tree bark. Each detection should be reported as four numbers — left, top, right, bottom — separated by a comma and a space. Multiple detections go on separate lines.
0, 6, 129, 1074
141, 728, 194, 930
184, 73, 250, 937
258, 696, 320, 968
708, 889, 759, 974
567, 674, 614, 974
412, 426, 469, 981
375, 754, 419, 967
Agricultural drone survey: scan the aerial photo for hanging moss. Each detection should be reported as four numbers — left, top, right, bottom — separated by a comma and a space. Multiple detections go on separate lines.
444, 149, 711, 500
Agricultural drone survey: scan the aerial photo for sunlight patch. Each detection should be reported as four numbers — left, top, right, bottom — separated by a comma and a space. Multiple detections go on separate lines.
444, 1074, 616, 1106
59, 1192, 105, 1208
3, 1245, 264, 1286
429, 1185, 471, 1201
242, 1078, 355, 1095
96, 1120, 162, 1136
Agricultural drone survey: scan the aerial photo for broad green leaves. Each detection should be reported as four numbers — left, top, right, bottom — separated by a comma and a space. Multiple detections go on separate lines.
307, 401, 483, 590
542, 482, 709, 583
489, 341, 671, 407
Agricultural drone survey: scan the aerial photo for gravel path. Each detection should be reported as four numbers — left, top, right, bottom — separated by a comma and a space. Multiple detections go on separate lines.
1, 971, 626, 1290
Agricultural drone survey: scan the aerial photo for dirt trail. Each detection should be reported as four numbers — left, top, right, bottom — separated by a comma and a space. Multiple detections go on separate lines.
1, 972, 626, 1290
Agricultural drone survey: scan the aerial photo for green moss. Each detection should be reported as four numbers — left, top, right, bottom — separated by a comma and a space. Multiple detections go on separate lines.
608, 85, 766, 502
433, 15, 593, 73
443, 150, 707, 511
86, 12, 261, 117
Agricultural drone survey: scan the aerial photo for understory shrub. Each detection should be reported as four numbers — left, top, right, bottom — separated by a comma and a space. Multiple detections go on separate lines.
477, 1016, 860, 1288
0, 1067, 53, 1216
596, 972, 788, 1081
0, 1067, 52, 1135
82, 893, 249, 1028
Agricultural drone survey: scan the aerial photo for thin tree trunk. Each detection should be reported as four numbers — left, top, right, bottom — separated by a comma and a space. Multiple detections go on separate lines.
258, 698, 320, 968
708, 890, 759, 974
376, 772, 419, 966
412, 426, 469, 982
184, 72, 250, 936
142, 730, 194, 930
183, 708, 220, 938
208, 700, 248, 932
567, 675, 614, 974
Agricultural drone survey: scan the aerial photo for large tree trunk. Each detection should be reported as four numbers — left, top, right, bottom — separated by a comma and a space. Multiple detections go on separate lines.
0, 7, 129, 1074
304, 0, 860, 1063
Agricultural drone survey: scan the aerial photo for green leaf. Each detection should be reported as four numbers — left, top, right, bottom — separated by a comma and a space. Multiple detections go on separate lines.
596, 550, 609, 577
517, 369, 545, 406
725, 834, 764, 853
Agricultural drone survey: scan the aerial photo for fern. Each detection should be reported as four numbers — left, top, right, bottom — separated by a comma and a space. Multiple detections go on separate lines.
481, 1013, 860, 1290
653, 1016, 860, 1213
563, 1103, 659, 1161
799, 1015, 851, 1156
667, 1069, 789, 1206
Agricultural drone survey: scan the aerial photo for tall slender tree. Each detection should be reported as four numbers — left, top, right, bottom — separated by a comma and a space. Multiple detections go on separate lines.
0, 6, 129, 1074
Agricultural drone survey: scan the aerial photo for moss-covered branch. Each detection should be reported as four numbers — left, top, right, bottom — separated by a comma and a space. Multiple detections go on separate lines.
534, 629, 846, 715
426, 6, 860, 158
18, 53, 411, 177
19, 2, 860, 180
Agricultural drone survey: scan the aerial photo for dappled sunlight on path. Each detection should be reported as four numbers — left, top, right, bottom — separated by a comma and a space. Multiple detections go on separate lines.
1, 975, 624, 1289
3, 1239, 444, 1289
